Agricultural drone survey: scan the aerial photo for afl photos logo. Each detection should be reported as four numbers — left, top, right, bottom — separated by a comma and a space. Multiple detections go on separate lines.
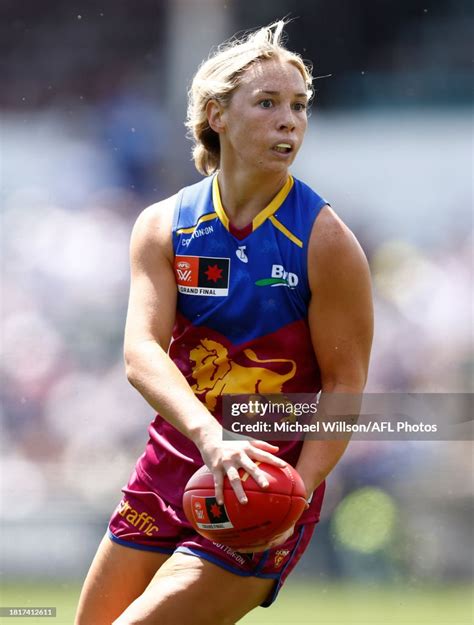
174, 255, 230, 297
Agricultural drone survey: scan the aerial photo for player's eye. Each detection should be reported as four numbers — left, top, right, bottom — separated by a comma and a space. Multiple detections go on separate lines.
292, 102, 307, 112
259, 99, 274, 109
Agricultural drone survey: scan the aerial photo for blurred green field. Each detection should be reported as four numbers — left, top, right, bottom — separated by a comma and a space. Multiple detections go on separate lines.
0, 581, 472, 624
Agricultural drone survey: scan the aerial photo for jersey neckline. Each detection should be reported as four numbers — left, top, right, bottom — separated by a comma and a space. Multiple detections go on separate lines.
211, 174, 294, 236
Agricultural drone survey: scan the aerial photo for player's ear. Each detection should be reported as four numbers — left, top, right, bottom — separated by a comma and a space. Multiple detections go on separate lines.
206, 99, 226, 134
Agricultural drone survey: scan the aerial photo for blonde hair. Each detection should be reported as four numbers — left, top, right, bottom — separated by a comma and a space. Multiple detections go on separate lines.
186, 20, 314, 176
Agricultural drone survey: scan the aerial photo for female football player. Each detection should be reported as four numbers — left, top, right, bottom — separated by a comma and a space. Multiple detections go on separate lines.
75, 20, 373, 625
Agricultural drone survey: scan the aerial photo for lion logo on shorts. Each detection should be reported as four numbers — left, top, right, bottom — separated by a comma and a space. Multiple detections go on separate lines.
190, 338, 296, 411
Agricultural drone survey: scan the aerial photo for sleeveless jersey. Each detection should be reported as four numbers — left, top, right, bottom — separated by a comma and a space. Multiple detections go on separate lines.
137, 174, 327, 520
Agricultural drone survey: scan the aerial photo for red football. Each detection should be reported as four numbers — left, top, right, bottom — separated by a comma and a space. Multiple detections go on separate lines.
182, 462, 307, 548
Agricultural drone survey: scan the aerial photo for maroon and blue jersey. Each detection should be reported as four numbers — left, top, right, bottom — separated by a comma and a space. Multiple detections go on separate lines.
137, 174, 327, 520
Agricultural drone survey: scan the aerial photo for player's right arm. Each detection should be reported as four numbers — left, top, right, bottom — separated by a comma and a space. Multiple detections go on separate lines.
123, 197, 286, 504
123, 196, 213, 444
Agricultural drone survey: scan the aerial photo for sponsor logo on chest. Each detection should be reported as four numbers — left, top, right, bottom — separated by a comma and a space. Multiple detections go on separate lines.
181, 224, 215, 247
175, 255, 230, 297
255, 264, 299, 289
236, 246, 248, 263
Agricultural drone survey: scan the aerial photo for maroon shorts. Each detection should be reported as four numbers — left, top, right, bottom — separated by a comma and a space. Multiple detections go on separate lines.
108, 467, 323, 607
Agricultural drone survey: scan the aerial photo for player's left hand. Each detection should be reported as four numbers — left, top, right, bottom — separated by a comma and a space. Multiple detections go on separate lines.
235, 524, 296, 553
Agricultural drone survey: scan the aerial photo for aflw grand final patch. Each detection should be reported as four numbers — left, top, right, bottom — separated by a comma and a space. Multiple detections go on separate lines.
175, 255, 230, 296
190, 495, 234, 530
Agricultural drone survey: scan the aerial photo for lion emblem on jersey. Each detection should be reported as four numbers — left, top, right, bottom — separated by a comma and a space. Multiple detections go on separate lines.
190, 338, 296, 411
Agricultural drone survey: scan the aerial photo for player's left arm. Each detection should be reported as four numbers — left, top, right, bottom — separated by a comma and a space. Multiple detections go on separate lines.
295, 205, 374, 496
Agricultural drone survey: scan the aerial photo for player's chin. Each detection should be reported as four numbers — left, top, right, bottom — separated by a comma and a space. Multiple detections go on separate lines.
257, 157, 294, 175
271, 150, 299, 170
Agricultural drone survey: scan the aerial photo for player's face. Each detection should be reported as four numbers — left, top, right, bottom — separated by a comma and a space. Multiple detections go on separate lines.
220, 59, 309, 175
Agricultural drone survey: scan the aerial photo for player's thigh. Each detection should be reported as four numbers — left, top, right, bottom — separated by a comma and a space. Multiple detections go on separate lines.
112, 551, 275, 625
75, 533, 171, 625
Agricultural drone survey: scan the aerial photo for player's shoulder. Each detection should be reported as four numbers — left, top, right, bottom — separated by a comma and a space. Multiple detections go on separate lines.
290, 177, 351, 249
131, 176, 212, 250
311, 205, 360, 252
135, 193, 178, 232
129, 193, 179, 263
132, 193, 178, 245
291, 176, 327, 210
309, 205, 369, 274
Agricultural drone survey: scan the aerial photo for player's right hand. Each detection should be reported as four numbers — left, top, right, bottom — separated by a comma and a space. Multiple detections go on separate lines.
197, 428, 287, 506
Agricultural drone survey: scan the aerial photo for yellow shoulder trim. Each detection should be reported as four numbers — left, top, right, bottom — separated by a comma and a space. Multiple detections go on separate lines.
269, 215, 303, 248
212, 175, 230, 230
212, 174, 294, 233
252, 176, 294, 229
176, 212, 217, 235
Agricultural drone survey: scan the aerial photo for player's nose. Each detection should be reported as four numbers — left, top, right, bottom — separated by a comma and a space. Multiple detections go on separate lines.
277, 106, 296, 132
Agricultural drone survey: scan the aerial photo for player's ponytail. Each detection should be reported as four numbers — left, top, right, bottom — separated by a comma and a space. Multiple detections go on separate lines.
186, 19, 313, 176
